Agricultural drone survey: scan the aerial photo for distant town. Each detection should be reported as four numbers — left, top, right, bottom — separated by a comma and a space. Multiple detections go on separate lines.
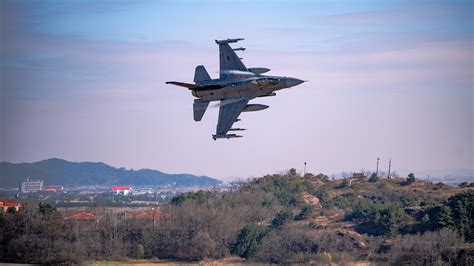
0, 176, 234, 225
0, 176, 232, 209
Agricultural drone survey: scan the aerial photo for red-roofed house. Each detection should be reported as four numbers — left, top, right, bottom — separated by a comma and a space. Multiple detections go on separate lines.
112, 185, 132, 195
123, 209, 169, 224
0, 200, 22, 213
64, 212, 98, 221
132, 210, 169, 220
43, 185, 64, 192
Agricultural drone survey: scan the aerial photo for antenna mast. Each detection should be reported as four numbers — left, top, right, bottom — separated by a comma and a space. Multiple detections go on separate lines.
387, 159, 392, 179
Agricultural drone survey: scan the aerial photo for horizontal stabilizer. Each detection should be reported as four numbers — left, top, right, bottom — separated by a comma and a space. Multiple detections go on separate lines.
212, 134, 243, 140
166, 81, 200, 89
166, 81, 224, 91
229, 128, 246, 131
193, 99, 209, 121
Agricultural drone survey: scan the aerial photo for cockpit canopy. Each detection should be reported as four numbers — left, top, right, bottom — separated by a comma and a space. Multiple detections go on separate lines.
252, 78, 279, 86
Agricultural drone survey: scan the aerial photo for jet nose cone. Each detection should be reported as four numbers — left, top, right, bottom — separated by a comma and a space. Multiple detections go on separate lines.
285, 77, 305, 88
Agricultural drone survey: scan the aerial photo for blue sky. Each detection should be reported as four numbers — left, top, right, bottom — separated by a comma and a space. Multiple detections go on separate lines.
1, 0, 473, 180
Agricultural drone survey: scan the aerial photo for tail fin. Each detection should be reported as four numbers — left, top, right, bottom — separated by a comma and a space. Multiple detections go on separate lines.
194, 65, 211, 83
193, 99, 209, 121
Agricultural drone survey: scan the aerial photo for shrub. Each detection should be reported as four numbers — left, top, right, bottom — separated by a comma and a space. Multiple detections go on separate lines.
389, 228, 465, 265
131, 244, 144, 259
459, 182, 474, 188
253, 228, 318, 263
336, 178, 350, 189
333, 193, 356, 209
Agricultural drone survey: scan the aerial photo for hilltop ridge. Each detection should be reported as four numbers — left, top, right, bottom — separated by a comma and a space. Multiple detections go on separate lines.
0, 170, 472, 264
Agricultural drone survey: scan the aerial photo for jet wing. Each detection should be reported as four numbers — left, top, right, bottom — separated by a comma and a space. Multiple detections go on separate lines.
215, 98, 249, 137
216, 39, 247, 77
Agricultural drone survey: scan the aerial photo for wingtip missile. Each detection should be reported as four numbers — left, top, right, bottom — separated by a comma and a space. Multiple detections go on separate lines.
215, 38, 245, 44
212, 134, 243, 140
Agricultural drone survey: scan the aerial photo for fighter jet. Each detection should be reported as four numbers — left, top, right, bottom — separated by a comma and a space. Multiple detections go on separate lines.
166, 38, 305, 140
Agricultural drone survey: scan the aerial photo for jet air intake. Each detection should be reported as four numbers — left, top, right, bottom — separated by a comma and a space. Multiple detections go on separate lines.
242, 104, 269, 112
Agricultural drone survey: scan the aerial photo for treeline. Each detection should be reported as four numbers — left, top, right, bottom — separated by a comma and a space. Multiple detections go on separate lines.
0, 173, 472, 264
343, 187, 473, 239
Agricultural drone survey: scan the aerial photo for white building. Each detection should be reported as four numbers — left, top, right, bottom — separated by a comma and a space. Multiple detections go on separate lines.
21, 178, 44, 193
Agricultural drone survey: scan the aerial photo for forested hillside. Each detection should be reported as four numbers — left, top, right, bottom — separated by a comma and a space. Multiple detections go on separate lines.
0, 171, 472, 264
0, 158, 220, 187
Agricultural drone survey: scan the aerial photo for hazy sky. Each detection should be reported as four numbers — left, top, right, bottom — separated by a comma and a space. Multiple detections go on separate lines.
1, 0, 473, 181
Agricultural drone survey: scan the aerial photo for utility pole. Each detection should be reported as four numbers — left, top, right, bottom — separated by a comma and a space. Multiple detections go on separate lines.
387, 159, 391, 179
376, 157, 380, 176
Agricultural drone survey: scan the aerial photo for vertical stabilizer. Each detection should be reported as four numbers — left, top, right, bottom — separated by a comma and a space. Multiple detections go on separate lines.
193, 99, 209, 121
194, 65, 211, 83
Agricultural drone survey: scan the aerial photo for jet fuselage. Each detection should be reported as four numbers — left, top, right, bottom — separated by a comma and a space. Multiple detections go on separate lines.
192, 74, 304, 101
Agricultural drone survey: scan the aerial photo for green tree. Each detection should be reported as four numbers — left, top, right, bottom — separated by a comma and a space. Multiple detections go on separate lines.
458, 182, 474, 188
446, 191, 473, 241
406, 173, 416, 184
380, 205, 410, 236
314, 189, 330, 208
38, 203, 56, 215
271, 211, 292, 228
368, 173, 379, 183
421, 213, 430, 225
294, 205, 313, 221
231, 224, 269, 259
171, 190, 213, 205
434, 205, 455, 228
288, 168, 297, 176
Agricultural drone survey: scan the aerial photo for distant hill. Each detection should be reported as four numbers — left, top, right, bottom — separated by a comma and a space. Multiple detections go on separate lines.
0, 158, 221, 188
